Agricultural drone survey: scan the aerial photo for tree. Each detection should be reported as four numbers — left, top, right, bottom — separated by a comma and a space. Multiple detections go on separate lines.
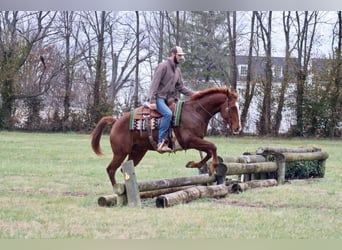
255, 11, 273, 135
272, 11, 296, 135
177, 11, 230, 89
294, 11, 319, 136
132, 11, 140, 108
226, 11, 238, 90
0, 11, 57, 129
240, 11, 257, 130
330, 11, 342, 136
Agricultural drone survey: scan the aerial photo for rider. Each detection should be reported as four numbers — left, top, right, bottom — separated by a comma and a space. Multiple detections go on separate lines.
149, 46, 194, 153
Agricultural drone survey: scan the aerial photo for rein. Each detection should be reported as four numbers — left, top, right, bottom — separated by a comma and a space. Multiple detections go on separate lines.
197, 99, 228, 127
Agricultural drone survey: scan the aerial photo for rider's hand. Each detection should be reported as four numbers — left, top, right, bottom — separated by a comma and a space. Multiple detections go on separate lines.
150, 103, 157, 110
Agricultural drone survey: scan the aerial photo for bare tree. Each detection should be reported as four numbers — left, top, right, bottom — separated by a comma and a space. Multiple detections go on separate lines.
132, 11, 141, 108
57, 11, 85, 130
226, 11, 238, 90
294, 11, 318, 136
0, 11, 57, 129
328, 11, 342, 136
273, 11, 296, 135
255, 11, 273, 135
106, 12, 151, 111
80, 11, 109, 125
240, 11, 257, 130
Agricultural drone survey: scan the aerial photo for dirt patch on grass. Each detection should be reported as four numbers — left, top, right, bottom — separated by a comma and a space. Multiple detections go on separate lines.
3, 188, 98, 197
211, 194, 342, 211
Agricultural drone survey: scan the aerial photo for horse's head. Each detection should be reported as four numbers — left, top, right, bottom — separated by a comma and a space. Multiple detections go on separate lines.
221, 89, 242, 135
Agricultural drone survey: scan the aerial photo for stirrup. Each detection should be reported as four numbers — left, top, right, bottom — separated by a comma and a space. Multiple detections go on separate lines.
157, 140, 172, 153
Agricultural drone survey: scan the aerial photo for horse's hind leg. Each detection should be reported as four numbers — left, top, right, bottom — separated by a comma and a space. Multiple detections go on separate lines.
106, 154, 127, 187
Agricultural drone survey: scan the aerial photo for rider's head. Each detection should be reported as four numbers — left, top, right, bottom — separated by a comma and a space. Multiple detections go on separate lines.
170, 46, 186, 64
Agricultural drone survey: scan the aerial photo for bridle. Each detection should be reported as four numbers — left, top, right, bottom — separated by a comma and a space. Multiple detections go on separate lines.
197, 95, 234, 129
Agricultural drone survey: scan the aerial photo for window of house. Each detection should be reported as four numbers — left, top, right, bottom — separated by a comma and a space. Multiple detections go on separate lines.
239, 64, 248, 76
272, 65, 283, 78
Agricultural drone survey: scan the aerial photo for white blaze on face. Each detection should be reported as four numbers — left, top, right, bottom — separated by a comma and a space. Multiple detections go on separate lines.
235, 102, 242, 132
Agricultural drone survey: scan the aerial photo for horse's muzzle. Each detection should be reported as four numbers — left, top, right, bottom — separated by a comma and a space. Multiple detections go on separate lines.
227, 125, 241, 135
232, 128, 241, 135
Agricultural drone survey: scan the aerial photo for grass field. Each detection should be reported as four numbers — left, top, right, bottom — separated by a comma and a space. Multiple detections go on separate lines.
0, 131, 342, 239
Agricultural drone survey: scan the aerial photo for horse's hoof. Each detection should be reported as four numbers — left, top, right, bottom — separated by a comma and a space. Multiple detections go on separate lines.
186, 161, 195, 168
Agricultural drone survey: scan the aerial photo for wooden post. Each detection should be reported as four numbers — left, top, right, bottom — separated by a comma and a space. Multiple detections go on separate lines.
122, 160, 141, 207
275, 154, 286, 184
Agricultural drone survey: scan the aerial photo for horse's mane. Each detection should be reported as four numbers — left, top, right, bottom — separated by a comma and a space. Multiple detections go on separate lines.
190, 86, 237, 101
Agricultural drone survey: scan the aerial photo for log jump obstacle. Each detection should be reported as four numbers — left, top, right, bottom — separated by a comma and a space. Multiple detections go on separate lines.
98, 146, 328, 208
219, 146, 329, 184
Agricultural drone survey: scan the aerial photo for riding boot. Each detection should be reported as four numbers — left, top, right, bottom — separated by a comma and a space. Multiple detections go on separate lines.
157, 139, 172, 153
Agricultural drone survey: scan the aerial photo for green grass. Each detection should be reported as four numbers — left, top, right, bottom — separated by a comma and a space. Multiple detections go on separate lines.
0, 131, 342, 239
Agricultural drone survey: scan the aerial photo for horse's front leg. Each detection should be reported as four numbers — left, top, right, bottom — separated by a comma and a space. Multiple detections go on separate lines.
185, 138, 218, 175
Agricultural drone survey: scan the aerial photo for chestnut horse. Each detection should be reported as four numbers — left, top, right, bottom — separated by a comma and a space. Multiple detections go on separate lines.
91, 86, 241, 187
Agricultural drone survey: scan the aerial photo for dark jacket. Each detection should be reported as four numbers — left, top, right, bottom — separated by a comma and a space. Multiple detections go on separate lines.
149, 58, 193, 104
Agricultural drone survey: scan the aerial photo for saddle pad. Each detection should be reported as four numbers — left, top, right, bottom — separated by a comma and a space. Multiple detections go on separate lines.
129, 101, 184, 130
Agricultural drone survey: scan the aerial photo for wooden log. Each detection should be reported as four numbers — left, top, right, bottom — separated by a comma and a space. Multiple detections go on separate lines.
138, 174, 216, 192
122, 160, 141, 207
223, 162, 278, 175
156, 184, 229, 208
282, 151, 329, 162
221, 155, 266, 163
98, 194, 118, 207
221, 155, 241, 163
231, 179, 278, 193
140, 185, 196, 199
256, 146, 321, 154
241, 155, 267, 163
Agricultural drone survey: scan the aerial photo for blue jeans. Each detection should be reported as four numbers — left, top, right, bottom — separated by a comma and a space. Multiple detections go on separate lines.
156, 98, 172, 143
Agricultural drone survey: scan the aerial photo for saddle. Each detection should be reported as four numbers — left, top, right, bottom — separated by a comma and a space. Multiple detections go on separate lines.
129, 101, 184, 151
129, 101, 183, 131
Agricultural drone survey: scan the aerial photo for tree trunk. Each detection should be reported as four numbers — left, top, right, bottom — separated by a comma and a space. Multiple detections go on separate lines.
227, 11, 238, 90
256, 11, 273, 135
158, 11, 165, 64
0, 79, 15, 129
62, 11, 73, 130
273, 11, 292, 135
241, 12, 257, 130
92, 11, 106, 124
294, 11, 318, 136
329, 11, 342, 137
133, 11, 140, 108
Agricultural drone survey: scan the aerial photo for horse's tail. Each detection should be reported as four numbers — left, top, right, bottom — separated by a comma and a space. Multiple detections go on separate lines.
91, 116, 117, 156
